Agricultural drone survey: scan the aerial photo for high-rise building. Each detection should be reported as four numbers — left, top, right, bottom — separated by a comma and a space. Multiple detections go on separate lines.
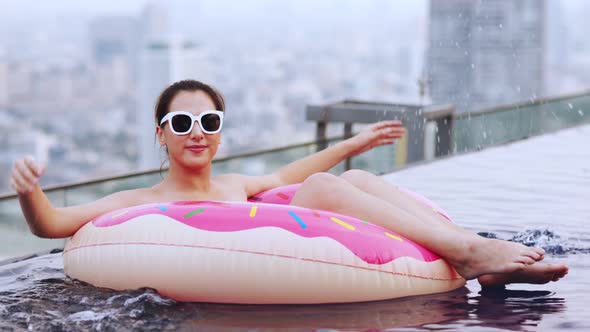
137, 40, 203, 169
0, 58, 8, 108
136, 2, 206, 169
427, 0, 545, 112
89, 16, 139, 104
88, 16, 139, 67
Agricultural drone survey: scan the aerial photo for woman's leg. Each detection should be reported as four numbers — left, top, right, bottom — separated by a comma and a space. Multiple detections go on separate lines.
339, 169, 475, 235
336, 170, 568, 286
290, 172, 566, 283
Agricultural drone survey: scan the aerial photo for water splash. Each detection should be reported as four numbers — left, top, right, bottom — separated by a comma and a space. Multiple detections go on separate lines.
510, 229, 569, 255
479, 228, 583, 255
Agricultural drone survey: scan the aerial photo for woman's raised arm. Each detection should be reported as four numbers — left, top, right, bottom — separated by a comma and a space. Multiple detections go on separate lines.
238, 120, 405, 197
11, 156, 138, 238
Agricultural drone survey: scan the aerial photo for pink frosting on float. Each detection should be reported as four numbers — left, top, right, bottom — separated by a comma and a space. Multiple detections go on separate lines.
92, 183, 451, 265
247, 184, 301, 204
249, 184, 452, 221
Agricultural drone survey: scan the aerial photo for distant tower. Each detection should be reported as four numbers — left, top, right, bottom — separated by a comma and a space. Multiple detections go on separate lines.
136, 3, 203, 169
0, 57, 7, 108
427, 0, 545, 112
88, 15, 139, 83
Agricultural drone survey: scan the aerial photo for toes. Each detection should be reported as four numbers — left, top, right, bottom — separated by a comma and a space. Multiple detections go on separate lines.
517, 255, 536, 265
533, 247, 546, 259
524, 247, 545, 261
507, 262, 526, 273
554, 267, 568, 279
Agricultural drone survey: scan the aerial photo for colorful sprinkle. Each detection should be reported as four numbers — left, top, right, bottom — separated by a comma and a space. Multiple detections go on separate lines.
157, 205, 168, 211
288, 211, 307, 229
248, 197, 263, 202
276, 193, 290, 200
184, 208, 205, 218
385, 232, 403, 241
312, 210, 321, 218
111, 211, 128, 219
249, 206, 258, 218
330, 217, 355, 231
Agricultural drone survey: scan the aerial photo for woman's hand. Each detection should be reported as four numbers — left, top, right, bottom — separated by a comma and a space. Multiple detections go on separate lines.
345, 121, 406, 157
10, 156, 46, 195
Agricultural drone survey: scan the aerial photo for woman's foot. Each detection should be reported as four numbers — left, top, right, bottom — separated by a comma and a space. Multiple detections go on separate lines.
449, 237, 546, 280
477, 263, 569, 287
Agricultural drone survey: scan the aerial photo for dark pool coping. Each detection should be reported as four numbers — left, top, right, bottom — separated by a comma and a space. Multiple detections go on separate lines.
0, 248, 63, 267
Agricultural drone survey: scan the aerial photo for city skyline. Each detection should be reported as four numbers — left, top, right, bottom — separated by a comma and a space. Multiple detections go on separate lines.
1, 0, 590, 193
427, 0, 545, 112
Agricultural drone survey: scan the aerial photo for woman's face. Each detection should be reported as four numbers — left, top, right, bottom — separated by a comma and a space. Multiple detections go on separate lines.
156, 90, 222, 171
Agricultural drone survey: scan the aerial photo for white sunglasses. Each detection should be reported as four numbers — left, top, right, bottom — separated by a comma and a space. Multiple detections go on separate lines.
160, 110, 224, 135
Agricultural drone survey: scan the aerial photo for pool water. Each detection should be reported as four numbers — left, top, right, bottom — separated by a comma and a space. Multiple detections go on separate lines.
1, 124, 589, 331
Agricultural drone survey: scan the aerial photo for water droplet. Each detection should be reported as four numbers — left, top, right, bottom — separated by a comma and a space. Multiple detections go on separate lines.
471, 63, 475, 69
579, 110, 584, 116
482, 131, 487, 139
499, 23, 503, 29
568, 103, 573, 109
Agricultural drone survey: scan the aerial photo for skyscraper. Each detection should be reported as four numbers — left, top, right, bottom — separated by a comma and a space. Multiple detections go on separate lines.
136, 4, 204, 169
0, 58, 7, 108
427, 0, 545, 112
89, 15, 140, 76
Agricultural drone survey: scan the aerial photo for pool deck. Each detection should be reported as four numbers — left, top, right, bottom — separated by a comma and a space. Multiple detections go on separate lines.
383, 123, 590, 239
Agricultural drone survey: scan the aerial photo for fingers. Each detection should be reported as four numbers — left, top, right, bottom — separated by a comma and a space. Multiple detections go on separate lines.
375, 138, 397, 147
372, 120, 403, 129
376, 127, 406, 140
371, 121, 406, 138
24, 155, 45, 177
11, 156, 44, 194
11, 169, 35, 194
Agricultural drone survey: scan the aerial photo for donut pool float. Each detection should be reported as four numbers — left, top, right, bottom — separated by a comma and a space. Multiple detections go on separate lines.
63, 184, 464, 304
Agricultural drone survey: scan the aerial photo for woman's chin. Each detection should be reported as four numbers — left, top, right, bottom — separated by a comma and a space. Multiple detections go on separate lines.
182, 156, 212, 170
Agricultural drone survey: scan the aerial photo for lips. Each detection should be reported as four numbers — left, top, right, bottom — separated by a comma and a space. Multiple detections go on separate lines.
186, 145, 208, 153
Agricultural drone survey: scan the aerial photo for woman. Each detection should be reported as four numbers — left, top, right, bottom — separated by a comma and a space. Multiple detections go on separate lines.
11, 79, 568, 287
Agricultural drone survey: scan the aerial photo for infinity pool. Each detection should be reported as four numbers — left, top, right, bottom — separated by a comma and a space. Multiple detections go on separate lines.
1, 124, 588, 331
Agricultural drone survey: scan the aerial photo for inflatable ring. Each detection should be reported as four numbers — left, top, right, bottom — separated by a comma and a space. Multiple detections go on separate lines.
63, 184, 464, 304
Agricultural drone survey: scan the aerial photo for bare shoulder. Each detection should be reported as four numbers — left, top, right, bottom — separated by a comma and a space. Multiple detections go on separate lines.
213, 173, 247, 186
94, 187, 158, 208
214, 173, 281, 197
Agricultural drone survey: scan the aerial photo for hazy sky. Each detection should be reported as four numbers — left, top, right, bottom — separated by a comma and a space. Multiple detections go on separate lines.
0, 0, 147, 16
0, 0, 427, 19
0, 0, 584, 17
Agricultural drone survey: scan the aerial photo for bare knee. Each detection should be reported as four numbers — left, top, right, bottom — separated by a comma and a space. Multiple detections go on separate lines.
340, 169, 374, 191
292, 173, 344, 209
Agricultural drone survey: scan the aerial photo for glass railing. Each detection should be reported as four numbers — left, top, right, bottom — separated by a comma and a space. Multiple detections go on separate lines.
454, 91, 590, 152
1, 90, 589, 259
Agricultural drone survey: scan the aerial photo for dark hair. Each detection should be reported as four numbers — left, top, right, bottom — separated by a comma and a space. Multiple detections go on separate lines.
154, 79, 225, 126
155, 79, 225, 175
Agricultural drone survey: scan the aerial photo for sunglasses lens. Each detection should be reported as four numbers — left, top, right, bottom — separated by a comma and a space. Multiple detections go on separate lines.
170, 114, 193, 133
201, 113, 221, 132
